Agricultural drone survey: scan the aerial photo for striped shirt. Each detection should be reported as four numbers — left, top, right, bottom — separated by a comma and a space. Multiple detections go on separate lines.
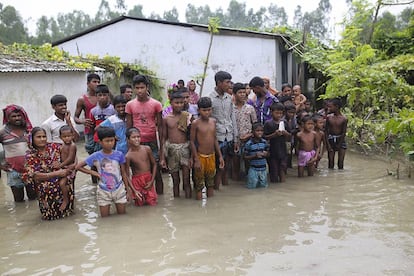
0, 125, 29, 173
244, 138, 269, 171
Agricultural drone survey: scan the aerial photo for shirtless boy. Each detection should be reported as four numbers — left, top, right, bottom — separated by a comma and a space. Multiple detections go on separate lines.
160, 92, 192, 198
312, 114, 326, 168
55, 125, 77, 211
296, 115, 319, 177
190, 97, 224, 200
125, 127, 156, 206
325, 98, 348, 169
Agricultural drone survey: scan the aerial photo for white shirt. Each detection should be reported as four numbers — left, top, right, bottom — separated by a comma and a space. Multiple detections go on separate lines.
41, 114, 78, 144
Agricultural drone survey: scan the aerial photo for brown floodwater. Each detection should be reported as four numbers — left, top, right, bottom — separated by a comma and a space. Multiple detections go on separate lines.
1, 148, 413, 275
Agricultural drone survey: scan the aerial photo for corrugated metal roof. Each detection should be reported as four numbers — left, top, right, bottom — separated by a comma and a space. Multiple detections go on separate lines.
0, 54, 102, 73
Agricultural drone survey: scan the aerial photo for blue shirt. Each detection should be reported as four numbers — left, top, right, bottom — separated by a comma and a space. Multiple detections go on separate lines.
85, 150, 125, 191
100, 114, 127, 154
244, 138, 269, 171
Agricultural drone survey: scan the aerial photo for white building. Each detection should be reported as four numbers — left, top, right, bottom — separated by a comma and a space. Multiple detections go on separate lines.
54, 16, 297, 97
0, 54, 102, 129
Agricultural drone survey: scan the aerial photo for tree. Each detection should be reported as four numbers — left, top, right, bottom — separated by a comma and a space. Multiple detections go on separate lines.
302, 0, 332, 40
34, 16, 52, 44
128, 5, 144, 18
185, 4, 213, 25
163, 7, 179, 22
94, 0, 120, 24
265, 4, 288, 29
293, 5, 303, 30
0, 4, 28, 44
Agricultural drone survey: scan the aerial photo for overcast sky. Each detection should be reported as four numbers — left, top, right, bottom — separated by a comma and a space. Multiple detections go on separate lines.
2, 0, 350, 35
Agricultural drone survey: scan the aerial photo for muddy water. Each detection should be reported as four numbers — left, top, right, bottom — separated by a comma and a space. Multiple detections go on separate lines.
1, 148, 413, 275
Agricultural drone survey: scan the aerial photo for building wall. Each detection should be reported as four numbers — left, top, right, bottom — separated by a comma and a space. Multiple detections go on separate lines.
0, 71, 86, 131
57, 19, 287, 98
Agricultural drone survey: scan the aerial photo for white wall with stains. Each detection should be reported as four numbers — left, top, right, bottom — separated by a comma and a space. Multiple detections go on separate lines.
56, 18, 288, 99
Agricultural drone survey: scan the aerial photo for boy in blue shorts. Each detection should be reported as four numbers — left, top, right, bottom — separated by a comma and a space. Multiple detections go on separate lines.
76, 127, 135, 217
243, 122, 269, 189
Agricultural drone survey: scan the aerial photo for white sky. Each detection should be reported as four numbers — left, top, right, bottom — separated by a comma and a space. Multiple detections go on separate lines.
2, 0, 350, 35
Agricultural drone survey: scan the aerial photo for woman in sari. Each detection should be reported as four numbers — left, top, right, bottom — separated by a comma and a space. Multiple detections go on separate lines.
22, 127, 74, 220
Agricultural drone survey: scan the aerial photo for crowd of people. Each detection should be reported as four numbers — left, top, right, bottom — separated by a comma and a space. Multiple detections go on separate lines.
0, 72, 347, 220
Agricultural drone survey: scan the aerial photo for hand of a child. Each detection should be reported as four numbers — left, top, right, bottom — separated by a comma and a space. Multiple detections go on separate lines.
144, 180, 154, 190
91, 170, 100, 180
193, 158, 201, 169
160, 158, 167, 169
219, 157, 225, 169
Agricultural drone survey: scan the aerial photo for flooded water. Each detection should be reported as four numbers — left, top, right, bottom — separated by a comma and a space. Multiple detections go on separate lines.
1, 147, 414, 275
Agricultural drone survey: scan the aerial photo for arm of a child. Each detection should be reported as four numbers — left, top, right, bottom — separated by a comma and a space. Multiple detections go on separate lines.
76, 160, 100, 179
190, 120, 200, 169
300, 94, 307, 104
159, 117, 168, 169
60, 144, 77, 168
145, 147, 157, 190
214, 137, 225, 169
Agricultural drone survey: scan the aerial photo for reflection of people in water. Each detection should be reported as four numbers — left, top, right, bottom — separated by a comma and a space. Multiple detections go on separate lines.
101, 158, 118, 190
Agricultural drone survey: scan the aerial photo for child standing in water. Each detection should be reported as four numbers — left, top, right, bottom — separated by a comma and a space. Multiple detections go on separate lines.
243, 122, 269, 189
264, 103, 291, 183
325, 98, 348, 169
312, 114, 326, 168
296, 115, 319, 177
160, 92, 192, 198
54, 125, 77, 211
125, 127, 157, 206
190, 97, 224, 200
76, 127, 130, 217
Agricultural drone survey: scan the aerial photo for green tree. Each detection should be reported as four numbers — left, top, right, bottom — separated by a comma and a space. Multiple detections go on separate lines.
185, 4, 213, 25
302, 0, 332, 40
265, 4, 288, 28
95, 0, 120, 24
0, 4, 28, 44
34, 16, 52, 44
293, 5, 303, 30
163, 7, 179, 22
128, 5, 144, 18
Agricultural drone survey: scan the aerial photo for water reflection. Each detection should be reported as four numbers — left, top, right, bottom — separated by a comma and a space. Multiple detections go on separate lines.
1, 151, 413, 274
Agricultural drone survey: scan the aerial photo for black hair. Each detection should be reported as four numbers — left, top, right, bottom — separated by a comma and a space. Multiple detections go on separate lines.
113, 95, 127, 106
126, 127, 140, 139
270, 102, 285, 112
177, 79, 185, 86
177, 87, 188, 93
101, 158, 112, 168
197, 97, 212, 109
120, 84, 132, 94
170, 92, 184, 101
284, 103, 296, 111
30, 127, 46, 149
252, 122, 264, 131
132, 75, 149, 86
281, 83, 292, 91
96, 84, 110, 94
302, 115, 314, 124
279, 95, 293, 103
59, 125, 73, 135
330, 98, 342, 108
232, 82, 246, 94
97, 126, 116, 140
87, 73, 101, 83
50, 94, 67, 105
249, 76, 265, 88
214, 71, 232, 85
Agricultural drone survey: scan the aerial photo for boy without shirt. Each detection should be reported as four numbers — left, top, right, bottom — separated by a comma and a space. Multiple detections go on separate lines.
296, 115, 319, 177
160, 92, 192, 198
125, 127, 156, 206
190, 97, 224, 200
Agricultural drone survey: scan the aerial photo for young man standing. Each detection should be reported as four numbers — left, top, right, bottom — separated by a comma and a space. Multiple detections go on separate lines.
74, 73, 100, 154
126, 75, 164, 194
209, 71, 239, 189
248, 76, 279, 125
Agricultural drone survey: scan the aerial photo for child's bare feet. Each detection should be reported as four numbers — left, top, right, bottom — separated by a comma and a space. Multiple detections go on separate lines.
59, 196, 68, 211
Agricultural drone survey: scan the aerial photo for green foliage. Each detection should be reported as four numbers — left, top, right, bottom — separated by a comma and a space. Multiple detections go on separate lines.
0, 43, 163, 101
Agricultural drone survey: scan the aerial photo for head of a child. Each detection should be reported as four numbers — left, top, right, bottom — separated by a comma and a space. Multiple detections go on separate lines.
312, 114, 325, 131
252, 122, 264, 139
293, 85, 301, 96
284, 103, 296, 120
214, 71, 232, 94
302, 115, 315, 132
233, 82, 247, 103
112, 95, 127, 118
30, 127, 47, 150
97, 126, 116, 152
87, 73, 101, 93
177, 79, 185, 89
197, 97, 212, 120
50, 94, 67, 116
132, 75, 150, 101
178, 87, 190, 109
281, 83, 292, 97
96, 84, 111, 108
327, 98, 341, 114
304, 99, 312, 112
170, 92, 185, 113
120, 84, 133, 101
126, 127, 141, 147
271, 102, 285, 121
249, 76, 265, 97
59, 125, 74, 145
